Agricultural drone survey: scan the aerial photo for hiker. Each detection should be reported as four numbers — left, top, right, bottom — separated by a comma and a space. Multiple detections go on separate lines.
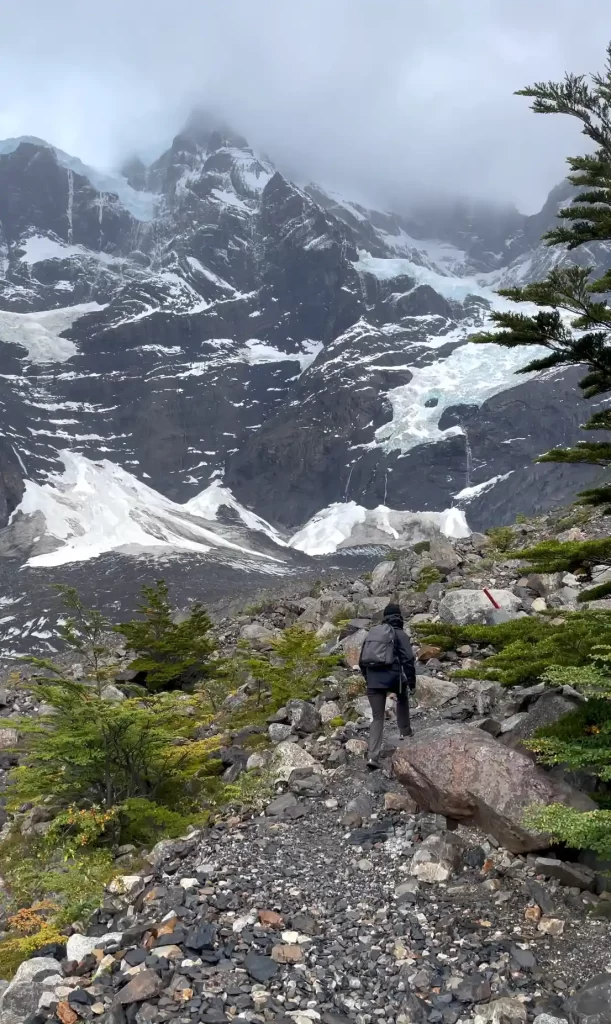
358, 602, 416, 770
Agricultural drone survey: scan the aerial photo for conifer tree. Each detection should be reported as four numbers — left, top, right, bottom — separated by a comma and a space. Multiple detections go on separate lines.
476, 42, 611, 508
116, 580, 218, 694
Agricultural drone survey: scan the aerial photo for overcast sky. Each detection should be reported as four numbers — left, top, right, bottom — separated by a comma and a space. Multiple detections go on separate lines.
1, 0, 610, 213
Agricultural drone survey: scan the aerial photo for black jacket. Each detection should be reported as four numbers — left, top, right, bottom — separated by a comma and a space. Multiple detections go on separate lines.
359, 612, 416, 693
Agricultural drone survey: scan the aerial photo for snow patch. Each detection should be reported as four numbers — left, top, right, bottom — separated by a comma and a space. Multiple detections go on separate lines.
10, 452, 285, 568
353, 251, 494, 303
210, 189, 253, 214
184, 480, 286, 546
19, 234, 123, 266
0, 303, 105, 362
289, 501, 470, 556
453, 472, 514, 501
239, 339, 323, 372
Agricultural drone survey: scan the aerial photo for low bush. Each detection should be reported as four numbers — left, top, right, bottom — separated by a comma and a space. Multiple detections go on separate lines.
486, 526, 516, 551
240, 626, 341, 711
415, 566, 442, 592
414, 611, 611, 686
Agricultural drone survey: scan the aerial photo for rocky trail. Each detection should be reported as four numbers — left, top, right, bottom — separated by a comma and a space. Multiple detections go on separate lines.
3, 749, 609, 1024
4, 711, 611, 1024
2, 516, 611, 1024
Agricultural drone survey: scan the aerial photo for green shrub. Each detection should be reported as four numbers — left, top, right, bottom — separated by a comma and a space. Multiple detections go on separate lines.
414, 611, 611, 686
0, 838, 116, 977
525, 648, 611, 857
241, 626, 341, 710
526, 804, 611, 859
329, 715, 345, 728
8, 679, 214, 818
0, 924, 67, 980
412, 541, 431, 555
116, 580, 219, 695
486, 526, 515, 551
511, 537, 611, 575
415, 566, 442, 592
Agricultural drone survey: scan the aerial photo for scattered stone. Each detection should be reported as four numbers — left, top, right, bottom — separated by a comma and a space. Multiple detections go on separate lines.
319, 700, 341, 724
246, 751, 270, 770
265, 792, 303, 817
340, 629, 368, 669
525, 905, 542, 924
538, 916, 565, 936
100, 684, 126, 702
410, 833, 463, 882
288, 699, 321, 734
345, 738, 368, 756
244, 952, 279, 983
259, 910, 284, 928
563, 974, 611, 1024
0, 957, 62, 1024
370, 560, 398, 594
268, 722, 293, 743
384, 791, 417, 813
475, 997, 527, 1024
271, 740, 321, 782
0, 728, 18, 750
117, 969, 162, 1005
417, 644, 443, 663
66, 934, 116, 963
271, 943, 303, 963
534, 857, 597, 892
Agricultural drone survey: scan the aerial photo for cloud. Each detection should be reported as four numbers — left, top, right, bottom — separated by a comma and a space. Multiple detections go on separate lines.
1, 0, 610, 212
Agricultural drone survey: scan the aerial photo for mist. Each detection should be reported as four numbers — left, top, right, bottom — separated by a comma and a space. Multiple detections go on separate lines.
1, 0, 610, 213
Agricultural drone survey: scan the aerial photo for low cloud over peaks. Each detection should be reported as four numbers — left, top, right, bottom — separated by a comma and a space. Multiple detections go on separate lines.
1, 0, 611, 212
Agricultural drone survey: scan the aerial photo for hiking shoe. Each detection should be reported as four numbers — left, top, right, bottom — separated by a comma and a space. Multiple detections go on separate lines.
366, 760, 381, 771
400, 728, 413, 738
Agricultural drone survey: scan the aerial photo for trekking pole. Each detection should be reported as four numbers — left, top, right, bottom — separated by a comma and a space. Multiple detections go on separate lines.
483, 587, 513, 624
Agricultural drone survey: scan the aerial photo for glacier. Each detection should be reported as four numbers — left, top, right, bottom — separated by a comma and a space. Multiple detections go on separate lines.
6, 454, 470, 566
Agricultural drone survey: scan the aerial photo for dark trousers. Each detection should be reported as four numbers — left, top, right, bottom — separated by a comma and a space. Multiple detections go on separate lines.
367, 689, 411, 763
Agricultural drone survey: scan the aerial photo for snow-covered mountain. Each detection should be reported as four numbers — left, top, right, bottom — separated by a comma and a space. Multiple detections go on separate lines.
1, 110, 610, 626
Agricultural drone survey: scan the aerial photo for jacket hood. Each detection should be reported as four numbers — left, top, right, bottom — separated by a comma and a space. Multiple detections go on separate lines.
383, 612, 404, 629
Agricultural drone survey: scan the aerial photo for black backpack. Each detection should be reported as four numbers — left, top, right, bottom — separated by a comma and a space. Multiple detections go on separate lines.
360, 623, 397, 669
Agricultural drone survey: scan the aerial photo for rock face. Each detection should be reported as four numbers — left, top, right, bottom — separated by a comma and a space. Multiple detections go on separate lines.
392, 722, 595, 853
0, 120, 609, 570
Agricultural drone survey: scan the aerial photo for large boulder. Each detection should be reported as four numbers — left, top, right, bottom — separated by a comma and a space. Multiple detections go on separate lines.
563, 973, 611, 1024
414, 675, 459, 708
439, 589, 521, 625
428, 537, 461, 575
356, 596, 389, 620
341, 628, 368, 669
287, 699, 321, 734
392, 722, 595, 853
298, 591, 356, 628
0, 957, 62, 1024
370, 560, 398, 595
499, 691, 578, 750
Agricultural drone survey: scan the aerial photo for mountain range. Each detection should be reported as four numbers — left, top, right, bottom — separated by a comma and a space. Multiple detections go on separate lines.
0, 110, 610, 646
